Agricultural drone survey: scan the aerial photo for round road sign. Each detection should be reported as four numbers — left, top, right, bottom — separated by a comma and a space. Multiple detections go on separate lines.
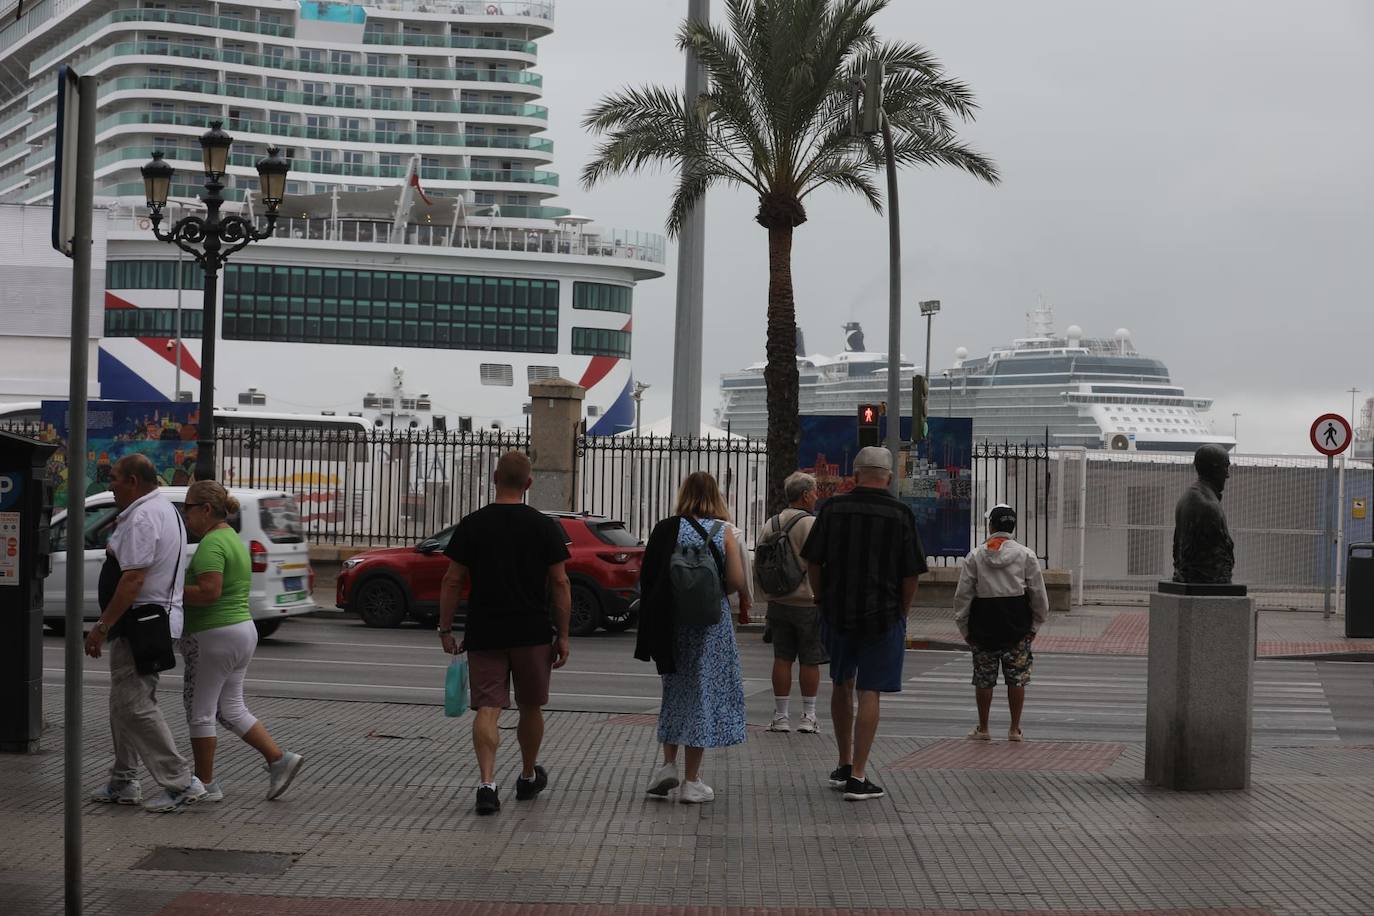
1310, 413, 1352, 456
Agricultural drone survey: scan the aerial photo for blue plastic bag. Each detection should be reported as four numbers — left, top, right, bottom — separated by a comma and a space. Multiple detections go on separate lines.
444, 655, 469, 717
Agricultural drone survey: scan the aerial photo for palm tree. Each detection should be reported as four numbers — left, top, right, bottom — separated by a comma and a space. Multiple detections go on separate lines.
583, 0, 999, 512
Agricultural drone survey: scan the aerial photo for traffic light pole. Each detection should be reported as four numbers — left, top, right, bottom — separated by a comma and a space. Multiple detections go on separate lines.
881, 116, 901, 494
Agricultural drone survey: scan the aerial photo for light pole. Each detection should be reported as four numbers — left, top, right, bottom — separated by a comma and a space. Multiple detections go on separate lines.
1231, 412, 1240, 449
632, 380, 651, 437
140, 122, 289, 480
920, 300, 940, 426
1348, 387, 1360, 430
855, 60, 902, 492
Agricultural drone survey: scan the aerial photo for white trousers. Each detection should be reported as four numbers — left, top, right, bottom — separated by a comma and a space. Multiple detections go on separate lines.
179, 620, 259, 739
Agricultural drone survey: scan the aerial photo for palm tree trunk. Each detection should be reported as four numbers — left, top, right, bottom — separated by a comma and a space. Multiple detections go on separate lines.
763, 224, 799, 516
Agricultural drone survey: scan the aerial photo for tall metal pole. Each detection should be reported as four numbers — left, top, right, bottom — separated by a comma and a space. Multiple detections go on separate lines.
670, 0, 709, 436
1324, 453, 1334, 619
194, 181, 224, 481
924, 312, 934, 396
173, 236, 184, 399
64, 74, 97, 916
882, 116, 901, 492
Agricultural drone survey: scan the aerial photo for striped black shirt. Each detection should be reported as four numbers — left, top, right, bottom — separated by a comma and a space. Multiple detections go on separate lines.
800, 486, 928, 639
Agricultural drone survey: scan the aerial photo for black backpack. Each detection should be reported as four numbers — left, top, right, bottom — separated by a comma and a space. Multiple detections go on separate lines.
754, 511, 810, 597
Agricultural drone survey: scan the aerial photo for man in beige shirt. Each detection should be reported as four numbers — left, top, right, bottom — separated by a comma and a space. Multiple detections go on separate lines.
756, 472, 826, 733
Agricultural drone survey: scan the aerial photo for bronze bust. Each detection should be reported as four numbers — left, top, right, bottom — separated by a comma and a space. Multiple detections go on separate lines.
1171, 444, 1235, 584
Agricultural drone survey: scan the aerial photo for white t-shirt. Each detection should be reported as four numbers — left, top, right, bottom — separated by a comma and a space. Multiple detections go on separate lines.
108, 489, 188, 638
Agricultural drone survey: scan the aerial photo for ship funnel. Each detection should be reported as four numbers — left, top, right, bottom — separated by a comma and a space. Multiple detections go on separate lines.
843, 322, 866, 353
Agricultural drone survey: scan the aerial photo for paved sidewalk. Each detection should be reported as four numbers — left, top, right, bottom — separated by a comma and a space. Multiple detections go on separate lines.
3, 680, 1374, 916
906, 604, 1374, 658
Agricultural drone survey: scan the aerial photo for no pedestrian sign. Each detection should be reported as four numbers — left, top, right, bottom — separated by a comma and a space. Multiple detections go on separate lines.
1310, 413, 1352, 457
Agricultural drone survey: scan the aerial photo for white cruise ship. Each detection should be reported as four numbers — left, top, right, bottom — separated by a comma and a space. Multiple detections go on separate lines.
718, 304, 1235, 452
0, 0, 663, 433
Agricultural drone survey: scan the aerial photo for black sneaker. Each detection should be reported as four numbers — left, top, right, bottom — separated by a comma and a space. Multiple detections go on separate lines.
828, 764, 852, 789
475, 785, 500, 816
842, 777, 885, 801
515, 765, 548, 801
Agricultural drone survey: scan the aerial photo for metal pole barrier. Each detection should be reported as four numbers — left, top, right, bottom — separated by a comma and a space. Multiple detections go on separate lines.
1076, 448, 1088, 608
64, 72, 97, 916
1336, 454, 1347, 614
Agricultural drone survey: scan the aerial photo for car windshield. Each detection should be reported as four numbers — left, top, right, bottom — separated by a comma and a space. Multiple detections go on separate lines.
258, 496, 305, 544
589, 520, 638, 547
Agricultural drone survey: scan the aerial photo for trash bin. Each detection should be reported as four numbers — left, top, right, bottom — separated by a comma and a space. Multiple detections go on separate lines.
1346, 543, 1374, 638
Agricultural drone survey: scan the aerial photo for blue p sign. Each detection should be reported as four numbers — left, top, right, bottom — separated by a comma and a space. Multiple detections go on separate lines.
0, 472, 20, 510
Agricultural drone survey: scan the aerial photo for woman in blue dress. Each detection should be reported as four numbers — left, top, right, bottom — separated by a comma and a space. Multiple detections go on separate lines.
633, 471, 750, 803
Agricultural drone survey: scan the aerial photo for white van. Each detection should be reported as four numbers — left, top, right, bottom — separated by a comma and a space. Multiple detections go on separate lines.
45, 487, 316, 639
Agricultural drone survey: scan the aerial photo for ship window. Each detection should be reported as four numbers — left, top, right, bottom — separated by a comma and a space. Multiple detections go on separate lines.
220, 265, 560, 355
104, 308, 204, 338
572, 282, 632, 314
107, 260, 204, 291
571, 327, 631, 359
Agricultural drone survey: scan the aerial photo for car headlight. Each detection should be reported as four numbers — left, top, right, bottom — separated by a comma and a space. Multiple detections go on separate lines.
341, 557, 365, 570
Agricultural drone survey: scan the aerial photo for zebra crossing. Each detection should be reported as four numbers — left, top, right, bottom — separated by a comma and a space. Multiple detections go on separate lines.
871, 651, 1340, 744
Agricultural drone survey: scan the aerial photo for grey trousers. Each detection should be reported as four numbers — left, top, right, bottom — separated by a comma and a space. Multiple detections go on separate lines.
108, 636, 192, 791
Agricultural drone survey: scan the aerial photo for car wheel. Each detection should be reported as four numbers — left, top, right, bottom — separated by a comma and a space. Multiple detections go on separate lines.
254, 619, 283, 640
45, 620, 65, 637
569, 583, 601, 637
601, 600, 638, 632
357, 579, 408, 628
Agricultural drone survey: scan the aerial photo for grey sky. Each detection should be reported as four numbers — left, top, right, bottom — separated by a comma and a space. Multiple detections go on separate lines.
539, 0, 1374, 453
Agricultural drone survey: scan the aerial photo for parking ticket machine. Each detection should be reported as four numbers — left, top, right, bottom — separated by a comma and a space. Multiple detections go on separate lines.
0, 430, 57, 752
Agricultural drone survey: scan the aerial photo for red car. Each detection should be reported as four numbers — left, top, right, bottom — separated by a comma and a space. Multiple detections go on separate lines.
335, 511, 642, 636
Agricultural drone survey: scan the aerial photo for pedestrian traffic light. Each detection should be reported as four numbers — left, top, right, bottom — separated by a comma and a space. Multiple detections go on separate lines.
857, 403, 880, 448
912, 374, 929, 441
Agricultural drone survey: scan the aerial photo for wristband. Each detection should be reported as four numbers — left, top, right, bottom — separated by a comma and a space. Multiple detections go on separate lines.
437, 628, 452, 635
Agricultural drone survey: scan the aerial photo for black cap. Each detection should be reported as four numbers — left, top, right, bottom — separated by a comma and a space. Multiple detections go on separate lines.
988, 504, 1017, 533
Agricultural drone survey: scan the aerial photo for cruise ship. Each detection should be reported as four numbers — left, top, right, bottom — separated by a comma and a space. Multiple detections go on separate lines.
718, 304, 1236, 452
0, 0, 664, 433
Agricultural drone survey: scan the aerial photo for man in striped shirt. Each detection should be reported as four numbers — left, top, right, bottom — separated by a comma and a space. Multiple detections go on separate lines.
801, 446, 927, 801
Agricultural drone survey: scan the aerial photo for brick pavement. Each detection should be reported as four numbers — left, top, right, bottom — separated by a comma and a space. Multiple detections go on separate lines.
906, 605, 1374, 658
4, 684, 1374, 916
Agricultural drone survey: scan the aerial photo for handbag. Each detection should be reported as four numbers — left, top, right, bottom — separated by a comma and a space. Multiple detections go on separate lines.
122, 512, 184, 676
445, 655, 470, 717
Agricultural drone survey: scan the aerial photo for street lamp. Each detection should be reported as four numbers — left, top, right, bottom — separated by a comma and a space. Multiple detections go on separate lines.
1232, 412, 1240, 449
140, 122, 289, 480
632, 380, 651, 437
919, 299, 940, 397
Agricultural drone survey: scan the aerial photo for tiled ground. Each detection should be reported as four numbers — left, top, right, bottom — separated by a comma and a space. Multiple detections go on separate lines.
3, 686, 1374, 915
907, 606, 1374, 657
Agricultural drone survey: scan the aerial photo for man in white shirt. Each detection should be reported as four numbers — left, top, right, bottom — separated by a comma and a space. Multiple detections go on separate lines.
84, 454, 206, 812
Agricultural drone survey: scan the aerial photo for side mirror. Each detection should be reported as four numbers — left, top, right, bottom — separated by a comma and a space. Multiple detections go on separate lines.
416, 539, 440, 554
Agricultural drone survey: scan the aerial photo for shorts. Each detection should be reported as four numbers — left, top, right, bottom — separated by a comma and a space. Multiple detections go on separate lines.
766, 602, 829, 666
971, 635, 1034, 689
468, 643, 555, 710
822, 618, 906, 693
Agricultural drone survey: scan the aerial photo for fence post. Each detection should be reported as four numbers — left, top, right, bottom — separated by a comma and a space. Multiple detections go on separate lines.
528, 378, 585, 511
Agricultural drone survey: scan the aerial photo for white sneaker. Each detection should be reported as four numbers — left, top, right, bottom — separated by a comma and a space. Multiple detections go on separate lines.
201, 781, 225, 803
679, 779, 715, 804
91, 781, 142, 805
645, 762, 679, 799
144, 776, 206, 813
266, 751, 305, 800
797, 713, 820, 734
768, 714, 791, 732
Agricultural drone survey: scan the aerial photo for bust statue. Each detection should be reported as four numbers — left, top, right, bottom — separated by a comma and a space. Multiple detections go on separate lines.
1172, 444, 1235, 584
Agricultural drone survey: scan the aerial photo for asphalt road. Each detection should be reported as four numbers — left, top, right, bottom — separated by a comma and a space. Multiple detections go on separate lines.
40, 615, 1374, 745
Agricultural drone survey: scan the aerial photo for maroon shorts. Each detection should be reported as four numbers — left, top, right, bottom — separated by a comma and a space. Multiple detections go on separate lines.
467, 643, 555, 710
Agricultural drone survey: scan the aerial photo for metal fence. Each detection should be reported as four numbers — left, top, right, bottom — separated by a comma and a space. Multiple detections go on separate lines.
1055, 449, 1374, 610
216, 426, 530, 546
575, 434, 770, 545
964, 440, 1052, 567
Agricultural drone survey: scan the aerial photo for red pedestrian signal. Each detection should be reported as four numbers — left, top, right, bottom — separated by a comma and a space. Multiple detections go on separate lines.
857, 403, 881, 448
863, 406, 875, 424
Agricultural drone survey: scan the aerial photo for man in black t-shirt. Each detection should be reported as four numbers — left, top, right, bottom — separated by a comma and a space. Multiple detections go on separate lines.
439, 450, 571, 816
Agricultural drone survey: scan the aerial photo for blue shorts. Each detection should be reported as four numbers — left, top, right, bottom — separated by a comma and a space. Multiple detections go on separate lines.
822, 618, 906, 693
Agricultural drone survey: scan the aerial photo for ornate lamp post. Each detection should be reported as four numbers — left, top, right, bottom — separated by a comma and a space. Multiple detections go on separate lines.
140, 121, 289, 480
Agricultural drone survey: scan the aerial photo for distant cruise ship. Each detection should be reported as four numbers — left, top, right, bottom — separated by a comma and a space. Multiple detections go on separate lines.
717, 304, 1235, 452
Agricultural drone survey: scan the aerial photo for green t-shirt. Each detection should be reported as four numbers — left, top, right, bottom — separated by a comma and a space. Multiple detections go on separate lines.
185, 526, 253, 634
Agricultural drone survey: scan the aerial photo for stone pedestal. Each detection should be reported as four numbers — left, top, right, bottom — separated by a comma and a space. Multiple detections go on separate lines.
1145, 591, 1257, 790
527, 378, 584, 512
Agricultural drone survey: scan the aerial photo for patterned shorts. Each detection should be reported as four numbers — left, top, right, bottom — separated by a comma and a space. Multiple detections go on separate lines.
971, 635, 1034, 689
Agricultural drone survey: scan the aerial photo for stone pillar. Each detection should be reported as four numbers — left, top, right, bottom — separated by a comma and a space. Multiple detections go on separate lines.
527, 378, 585, 512
1145, 585, 1257, 790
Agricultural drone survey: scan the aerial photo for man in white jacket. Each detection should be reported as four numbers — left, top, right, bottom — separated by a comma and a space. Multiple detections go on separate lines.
953, 505, 1049, 742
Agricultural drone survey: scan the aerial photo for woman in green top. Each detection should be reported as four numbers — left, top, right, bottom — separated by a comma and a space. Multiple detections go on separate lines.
180, 481, 305, 802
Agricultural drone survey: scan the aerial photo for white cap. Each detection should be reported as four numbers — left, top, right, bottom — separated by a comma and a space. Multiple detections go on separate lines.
853, 446, 893, 472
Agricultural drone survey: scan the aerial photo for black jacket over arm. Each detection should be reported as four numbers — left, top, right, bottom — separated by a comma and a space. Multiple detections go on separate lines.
633, 516, 682, 675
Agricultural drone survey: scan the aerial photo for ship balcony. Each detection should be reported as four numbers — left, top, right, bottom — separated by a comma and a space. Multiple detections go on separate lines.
365, 0, 555, 31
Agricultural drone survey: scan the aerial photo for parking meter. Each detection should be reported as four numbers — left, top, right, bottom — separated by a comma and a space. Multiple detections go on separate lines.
0, 430, 58, 752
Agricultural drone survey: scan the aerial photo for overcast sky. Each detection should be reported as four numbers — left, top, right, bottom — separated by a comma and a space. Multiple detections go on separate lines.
538, 0, 1374, 454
